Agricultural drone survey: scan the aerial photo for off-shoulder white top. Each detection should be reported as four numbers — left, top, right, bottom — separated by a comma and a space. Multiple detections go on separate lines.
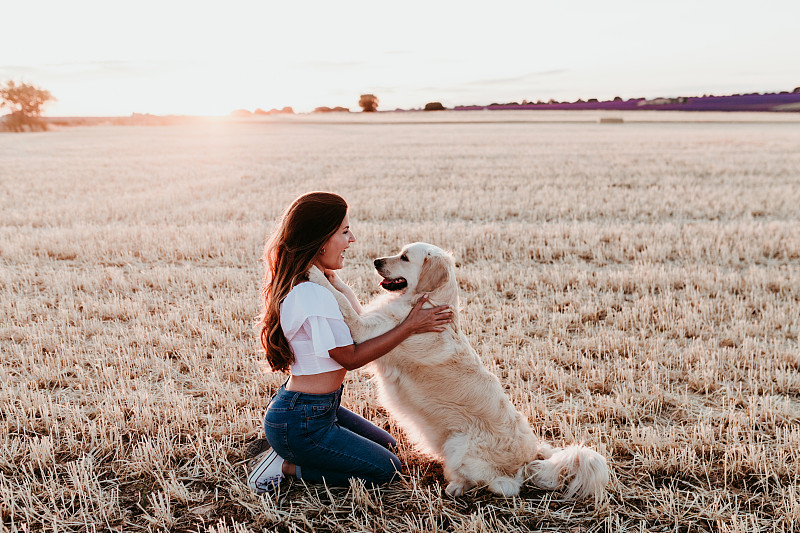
280, 282, 353, 375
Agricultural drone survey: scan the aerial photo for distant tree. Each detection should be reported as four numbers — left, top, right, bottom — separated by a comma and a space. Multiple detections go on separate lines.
358, 94, 379, 112
613, 96, 623, 102
0, 80, 55, 132
424, 102, 445, 111
229, 109, 252, 117
793, 87, 800, 93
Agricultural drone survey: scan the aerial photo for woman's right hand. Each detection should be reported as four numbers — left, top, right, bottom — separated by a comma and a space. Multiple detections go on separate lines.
402, 294, 453, 334
330, 294, 453, 371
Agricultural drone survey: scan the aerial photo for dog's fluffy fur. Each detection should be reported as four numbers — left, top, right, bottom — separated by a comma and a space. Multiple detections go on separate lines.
308, 243, 609, 499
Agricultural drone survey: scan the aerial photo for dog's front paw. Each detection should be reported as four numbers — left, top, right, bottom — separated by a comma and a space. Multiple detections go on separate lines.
307, 266, 334, 289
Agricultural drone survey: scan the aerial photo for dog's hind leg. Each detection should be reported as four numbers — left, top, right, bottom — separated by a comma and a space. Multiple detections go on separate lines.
445, 456, 521, 497
445, 478, 474, 497
442, 433, 491, 497
441, 433, 472, 496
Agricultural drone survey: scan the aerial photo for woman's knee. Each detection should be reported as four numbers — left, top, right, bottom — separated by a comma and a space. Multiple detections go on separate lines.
375, 454, 402, 485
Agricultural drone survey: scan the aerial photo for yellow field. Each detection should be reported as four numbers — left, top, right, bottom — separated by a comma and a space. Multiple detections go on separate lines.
1, 112, 799, 532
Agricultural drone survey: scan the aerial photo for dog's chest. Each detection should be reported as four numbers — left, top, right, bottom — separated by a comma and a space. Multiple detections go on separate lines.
373, 359, 404, 386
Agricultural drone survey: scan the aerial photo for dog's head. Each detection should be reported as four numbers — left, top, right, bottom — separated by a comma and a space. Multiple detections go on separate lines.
374, 242, 456, 301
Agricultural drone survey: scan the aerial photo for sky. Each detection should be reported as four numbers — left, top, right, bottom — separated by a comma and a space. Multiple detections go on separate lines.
1, 0, 798, 116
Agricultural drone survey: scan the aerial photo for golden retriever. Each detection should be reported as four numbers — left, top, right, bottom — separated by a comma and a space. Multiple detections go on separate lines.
308, 242, 609, 499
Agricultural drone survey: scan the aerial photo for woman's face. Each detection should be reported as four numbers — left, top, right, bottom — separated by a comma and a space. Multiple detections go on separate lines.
315, 213, 355, 271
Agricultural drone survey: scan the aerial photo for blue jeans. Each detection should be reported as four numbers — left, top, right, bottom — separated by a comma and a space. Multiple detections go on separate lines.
263, 385, 401, 487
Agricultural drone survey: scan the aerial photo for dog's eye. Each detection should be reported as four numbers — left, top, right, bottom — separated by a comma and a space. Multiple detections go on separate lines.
401, 254, 409, 262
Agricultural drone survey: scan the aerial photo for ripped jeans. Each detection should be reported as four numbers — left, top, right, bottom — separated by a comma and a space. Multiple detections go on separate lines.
263, 385, 401, 486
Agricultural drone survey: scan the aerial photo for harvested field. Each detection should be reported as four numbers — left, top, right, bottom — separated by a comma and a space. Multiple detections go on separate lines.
1, 112, 799, 532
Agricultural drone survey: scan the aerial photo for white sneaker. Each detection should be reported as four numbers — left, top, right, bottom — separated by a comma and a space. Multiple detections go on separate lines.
247, 447, 285, 494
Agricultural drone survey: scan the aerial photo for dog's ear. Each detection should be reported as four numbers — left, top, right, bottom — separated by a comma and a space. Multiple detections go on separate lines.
416, 254, 450, 294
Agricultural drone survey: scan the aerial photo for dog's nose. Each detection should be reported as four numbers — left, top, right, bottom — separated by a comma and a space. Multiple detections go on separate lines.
374, 258, 384, 268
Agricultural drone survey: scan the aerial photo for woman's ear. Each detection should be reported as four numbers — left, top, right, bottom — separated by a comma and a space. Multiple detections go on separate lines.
416, 255, 449, 294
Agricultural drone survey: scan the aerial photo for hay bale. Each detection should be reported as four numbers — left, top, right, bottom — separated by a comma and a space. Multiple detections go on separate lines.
598, 117, 624, 124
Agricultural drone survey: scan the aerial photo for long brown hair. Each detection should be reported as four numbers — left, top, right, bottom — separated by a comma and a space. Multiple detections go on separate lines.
258, 192, 348, 372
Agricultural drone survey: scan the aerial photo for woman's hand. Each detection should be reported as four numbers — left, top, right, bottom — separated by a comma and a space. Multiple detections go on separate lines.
329, 293, 453, 371
401, 294, 453, 334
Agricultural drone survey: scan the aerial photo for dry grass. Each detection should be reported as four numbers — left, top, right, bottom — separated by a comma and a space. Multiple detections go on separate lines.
1, 112, 799, 532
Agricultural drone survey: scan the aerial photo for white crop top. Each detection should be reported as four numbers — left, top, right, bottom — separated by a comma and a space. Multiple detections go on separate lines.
280, 282, 353, 375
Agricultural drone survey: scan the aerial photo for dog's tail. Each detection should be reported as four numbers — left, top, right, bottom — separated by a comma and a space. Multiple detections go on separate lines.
526, 444, 609, 501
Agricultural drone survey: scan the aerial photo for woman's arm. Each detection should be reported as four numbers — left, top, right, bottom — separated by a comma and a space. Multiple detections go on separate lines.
328, 294, 451, 370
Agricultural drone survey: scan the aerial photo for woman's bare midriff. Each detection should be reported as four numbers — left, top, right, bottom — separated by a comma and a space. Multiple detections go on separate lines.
286, 368, 348, 394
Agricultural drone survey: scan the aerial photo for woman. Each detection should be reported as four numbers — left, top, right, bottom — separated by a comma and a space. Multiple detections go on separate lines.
248, 192, 452, 493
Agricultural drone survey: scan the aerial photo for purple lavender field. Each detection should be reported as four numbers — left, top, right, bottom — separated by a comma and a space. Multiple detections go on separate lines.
455, 91, 800, 112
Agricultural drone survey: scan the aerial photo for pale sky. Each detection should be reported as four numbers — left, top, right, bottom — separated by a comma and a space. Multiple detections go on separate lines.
2, 0, 798, 116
